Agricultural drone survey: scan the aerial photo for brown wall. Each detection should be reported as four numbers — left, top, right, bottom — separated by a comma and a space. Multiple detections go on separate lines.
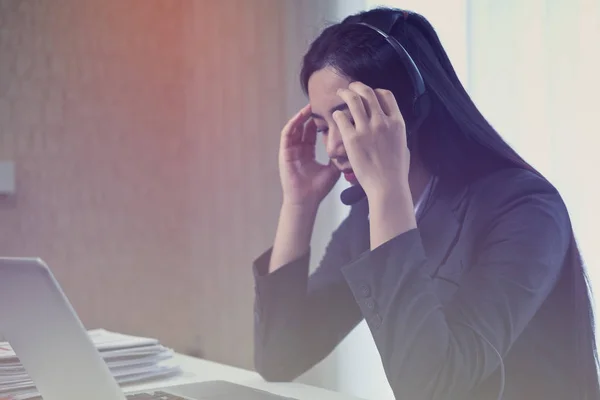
0, 0, 289, 369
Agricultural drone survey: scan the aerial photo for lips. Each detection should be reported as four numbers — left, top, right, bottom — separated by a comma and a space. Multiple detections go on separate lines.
342, 169, 357, 183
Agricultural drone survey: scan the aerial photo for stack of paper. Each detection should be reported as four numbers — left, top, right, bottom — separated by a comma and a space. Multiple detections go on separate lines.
0, 329, 182, 399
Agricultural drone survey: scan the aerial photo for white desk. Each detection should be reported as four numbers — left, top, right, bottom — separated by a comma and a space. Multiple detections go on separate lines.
125, 353, 364, 400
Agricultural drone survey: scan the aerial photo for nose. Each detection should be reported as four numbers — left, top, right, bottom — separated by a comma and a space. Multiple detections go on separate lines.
325, 125, 345, 160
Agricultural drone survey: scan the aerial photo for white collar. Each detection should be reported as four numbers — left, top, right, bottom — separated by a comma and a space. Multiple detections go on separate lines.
415, 175, 436, 216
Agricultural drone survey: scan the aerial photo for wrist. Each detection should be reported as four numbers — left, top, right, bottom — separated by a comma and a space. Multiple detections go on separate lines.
368, 184, 413, 210
368, 188, 416, 249
281, 198, 320, 216
270, 201, 318, 273
279, 201, 319, 239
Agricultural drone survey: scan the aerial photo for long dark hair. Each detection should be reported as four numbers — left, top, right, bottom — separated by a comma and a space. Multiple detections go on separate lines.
300, 6, 599, 398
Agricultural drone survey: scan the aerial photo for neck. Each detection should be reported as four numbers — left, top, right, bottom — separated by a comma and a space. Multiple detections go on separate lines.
408, 156, 432, 204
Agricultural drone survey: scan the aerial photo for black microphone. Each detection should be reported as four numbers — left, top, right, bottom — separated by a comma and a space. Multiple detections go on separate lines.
340, 185, 366, 205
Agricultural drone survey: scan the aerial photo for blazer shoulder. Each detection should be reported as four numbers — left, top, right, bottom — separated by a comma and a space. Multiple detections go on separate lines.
470, 167, 560, 203
467, 167, 571, 228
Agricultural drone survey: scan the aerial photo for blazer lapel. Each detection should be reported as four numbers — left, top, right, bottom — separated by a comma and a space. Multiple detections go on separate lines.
417, 183, 469, 275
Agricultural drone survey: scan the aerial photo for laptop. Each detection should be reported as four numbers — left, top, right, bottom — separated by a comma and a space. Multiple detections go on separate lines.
0, 257, 296, 400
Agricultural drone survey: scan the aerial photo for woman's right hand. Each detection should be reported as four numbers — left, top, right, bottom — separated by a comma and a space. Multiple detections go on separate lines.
279, 104, 340, 208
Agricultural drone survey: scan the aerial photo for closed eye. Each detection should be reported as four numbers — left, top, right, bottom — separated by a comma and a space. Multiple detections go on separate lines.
315, 115, 354, 136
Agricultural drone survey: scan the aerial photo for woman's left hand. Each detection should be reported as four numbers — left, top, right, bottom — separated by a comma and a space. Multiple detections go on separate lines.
334, 82, 411, 202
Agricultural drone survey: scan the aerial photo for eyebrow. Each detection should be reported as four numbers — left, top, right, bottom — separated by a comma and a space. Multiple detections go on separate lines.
310, 103, 349, 120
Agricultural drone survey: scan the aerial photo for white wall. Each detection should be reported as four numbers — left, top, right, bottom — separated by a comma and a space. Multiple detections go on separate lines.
0, 0, 292, 370
467, 0, 600, 314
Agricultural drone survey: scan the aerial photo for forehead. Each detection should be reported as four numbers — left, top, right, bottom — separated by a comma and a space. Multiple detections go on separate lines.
307, 67, 351, 117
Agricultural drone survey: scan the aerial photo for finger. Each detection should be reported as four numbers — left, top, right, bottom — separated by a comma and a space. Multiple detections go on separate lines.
374, 89, 402, 119
349, 82, 386, 121
281, 104, 312, 148
375, 89, 407, 145
287, 104, 312, 129
302, 118, 317, 145
283, 123, 304, 148
332, 110, 355, 140
336, 88, 368, 131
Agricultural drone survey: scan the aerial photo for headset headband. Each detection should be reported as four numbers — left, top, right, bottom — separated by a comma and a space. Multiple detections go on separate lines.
351, 15, 426, 104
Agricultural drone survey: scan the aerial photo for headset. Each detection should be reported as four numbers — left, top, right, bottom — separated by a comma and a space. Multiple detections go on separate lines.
340, 11, 431, 206
339, 11, 506, 400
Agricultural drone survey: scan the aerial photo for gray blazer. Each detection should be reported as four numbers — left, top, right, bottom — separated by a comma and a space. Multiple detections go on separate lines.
253, 168, 581, 400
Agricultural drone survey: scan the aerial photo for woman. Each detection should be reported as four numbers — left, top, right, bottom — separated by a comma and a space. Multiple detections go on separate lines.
252, 7, 599, 400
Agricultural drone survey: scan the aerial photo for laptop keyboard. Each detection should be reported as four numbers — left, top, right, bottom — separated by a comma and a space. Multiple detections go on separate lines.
127, 391, 188, 400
